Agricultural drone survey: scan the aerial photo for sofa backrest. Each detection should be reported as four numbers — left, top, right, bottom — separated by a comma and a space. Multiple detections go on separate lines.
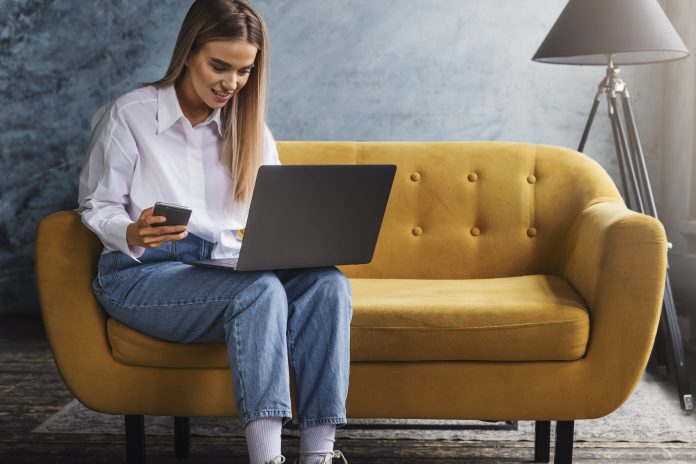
277, 141, 624, 279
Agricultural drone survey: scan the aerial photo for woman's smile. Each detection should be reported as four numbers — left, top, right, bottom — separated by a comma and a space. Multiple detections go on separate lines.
212, 88, 234, 102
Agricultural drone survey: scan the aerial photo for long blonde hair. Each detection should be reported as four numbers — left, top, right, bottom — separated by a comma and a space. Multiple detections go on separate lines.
145, 0, 269, 210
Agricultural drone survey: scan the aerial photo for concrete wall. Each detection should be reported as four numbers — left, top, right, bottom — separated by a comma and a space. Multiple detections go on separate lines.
1, 0, 664, 314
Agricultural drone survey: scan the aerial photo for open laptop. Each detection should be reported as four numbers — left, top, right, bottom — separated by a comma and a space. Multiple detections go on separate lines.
182, 164, 396, 271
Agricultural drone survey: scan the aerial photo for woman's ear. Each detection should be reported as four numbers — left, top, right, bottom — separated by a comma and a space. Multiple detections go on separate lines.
184, 51, 195, 68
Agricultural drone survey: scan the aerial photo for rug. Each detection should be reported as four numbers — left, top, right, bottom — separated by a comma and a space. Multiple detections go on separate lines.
32, 370, 696, 443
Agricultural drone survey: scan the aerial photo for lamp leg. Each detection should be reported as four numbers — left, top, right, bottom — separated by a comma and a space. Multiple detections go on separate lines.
606, 96, 634, 208
620, 95, 658, 216
662, 277, 694, 411
620, 95, 654, 215
578, 94, 602, 153
608, 95, 644, 211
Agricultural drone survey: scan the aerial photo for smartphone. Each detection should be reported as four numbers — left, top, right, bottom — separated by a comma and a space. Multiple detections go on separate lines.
152, 202, 192, 230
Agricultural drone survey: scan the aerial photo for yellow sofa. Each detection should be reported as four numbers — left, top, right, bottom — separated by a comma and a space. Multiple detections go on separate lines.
34, 141, 667, 464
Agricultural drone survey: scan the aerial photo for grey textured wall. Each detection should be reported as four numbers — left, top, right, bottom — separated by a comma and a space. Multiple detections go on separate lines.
1, 0, 663, 314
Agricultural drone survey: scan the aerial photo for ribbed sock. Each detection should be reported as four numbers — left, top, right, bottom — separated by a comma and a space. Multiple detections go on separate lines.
299, 423, 336, 464
244, 417, 283, 464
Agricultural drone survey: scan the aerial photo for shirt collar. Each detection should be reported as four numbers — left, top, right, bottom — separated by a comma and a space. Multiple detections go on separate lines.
210, 106, 224, 137
157, 84, 224, 137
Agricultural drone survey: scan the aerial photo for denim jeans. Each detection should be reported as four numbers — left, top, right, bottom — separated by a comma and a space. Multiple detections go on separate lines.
91, 232, 353, 430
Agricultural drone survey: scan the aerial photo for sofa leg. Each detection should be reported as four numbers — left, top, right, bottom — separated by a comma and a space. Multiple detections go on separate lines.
554, 420, 574, 464
175, 416, 190, 459
534, 420, 550, 462
125, 415, 146, 464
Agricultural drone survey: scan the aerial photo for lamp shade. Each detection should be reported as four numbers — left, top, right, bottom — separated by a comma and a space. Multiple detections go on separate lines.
532, 0, 689, 65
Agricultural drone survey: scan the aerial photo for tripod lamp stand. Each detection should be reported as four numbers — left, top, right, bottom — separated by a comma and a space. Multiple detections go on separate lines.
532, 0, 693, 411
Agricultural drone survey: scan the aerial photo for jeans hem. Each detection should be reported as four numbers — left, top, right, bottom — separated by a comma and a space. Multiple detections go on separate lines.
241, 409, 293, 430
298, 416, 348, 428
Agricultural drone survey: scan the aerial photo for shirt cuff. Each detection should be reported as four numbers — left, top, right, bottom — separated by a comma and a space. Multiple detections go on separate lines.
105, 214, 144, 263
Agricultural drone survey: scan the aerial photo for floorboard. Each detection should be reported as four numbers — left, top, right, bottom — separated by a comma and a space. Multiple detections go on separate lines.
2, 315, 695, 463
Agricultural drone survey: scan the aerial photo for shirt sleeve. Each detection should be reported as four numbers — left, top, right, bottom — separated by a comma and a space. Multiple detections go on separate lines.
263, 123, 282, 166
77, 102, 145, 263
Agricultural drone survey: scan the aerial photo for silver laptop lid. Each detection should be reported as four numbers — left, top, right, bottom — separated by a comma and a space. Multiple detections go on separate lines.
236, 164, 396, 271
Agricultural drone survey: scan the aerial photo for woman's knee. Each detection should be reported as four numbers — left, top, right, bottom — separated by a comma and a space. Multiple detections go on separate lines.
310, 268, 352, 323
226, 271, 287, 319
316, 267, 352, 299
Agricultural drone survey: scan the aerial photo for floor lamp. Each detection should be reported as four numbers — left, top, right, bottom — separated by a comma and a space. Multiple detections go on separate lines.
532, 0, 693, 412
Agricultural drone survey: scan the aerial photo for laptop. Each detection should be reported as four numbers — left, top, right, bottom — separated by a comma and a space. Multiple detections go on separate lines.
182, 164, 396, 271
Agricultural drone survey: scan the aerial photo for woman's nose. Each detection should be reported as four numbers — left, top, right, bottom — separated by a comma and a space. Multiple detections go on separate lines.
222, 78, 238, 92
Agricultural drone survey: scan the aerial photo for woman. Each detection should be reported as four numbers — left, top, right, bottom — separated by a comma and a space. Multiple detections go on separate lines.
77, 1, 352, 463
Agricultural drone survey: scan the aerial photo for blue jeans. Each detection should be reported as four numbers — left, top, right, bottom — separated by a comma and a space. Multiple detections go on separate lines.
91, 232, 353, 430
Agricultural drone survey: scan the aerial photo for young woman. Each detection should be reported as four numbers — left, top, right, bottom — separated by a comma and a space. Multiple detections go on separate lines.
77, 1, 351, 463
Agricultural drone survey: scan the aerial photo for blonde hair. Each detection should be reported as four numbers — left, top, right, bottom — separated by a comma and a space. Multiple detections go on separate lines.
145, 0, 269, 210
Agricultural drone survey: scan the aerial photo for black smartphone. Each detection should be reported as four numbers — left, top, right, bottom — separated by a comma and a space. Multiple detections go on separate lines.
152, 202, 192, 229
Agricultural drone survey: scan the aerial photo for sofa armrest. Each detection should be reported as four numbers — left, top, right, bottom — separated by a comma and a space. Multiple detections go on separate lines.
33, 211, 244, 416
562, 200, 667, 387
34, 211, 115, 402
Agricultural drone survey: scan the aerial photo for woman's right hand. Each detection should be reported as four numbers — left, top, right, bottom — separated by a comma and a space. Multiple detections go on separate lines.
126, 206, 188, 248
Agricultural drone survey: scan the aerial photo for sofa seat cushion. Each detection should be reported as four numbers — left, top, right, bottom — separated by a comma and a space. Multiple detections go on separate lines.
106, 274, 589, 368
349, 274, 589, 362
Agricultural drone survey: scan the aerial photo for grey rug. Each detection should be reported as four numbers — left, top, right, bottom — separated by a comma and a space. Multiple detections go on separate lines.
33, 370, 696, 443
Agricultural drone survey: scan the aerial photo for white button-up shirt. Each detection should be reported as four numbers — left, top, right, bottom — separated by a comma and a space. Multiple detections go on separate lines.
78, 84, 281, 263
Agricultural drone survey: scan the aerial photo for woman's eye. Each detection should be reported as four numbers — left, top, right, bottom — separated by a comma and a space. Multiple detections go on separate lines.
211, 65, 250, 75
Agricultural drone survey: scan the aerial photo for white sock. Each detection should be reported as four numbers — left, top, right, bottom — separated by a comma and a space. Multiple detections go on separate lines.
244, 417, 283, 464
299, 423, 336, 464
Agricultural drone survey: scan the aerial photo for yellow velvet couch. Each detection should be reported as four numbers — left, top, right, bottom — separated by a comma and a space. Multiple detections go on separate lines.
34, 141, 667, 464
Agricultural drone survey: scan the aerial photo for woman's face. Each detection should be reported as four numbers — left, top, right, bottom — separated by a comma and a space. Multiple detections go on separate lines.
185, 39, 258, 109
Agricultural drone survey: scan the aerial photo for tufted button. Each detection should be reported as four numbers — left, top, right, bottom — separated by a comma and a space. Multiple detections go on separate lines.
468, 172, 478, 182
410, 172, 421, 182
527, 175, 536, 184
412, 226, 423, 236
470, 227, 480, 236
527, 227, 537, 237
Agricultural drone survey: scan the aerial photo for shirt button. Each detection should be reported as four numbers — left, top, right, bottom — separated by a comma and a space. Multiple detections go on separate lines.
468, 173, 478, 182
527, 175, 537, 184
410, 172, 421, 182
412, 226, 423, 236
470, 227, 480, 236
527, 227, 537, 237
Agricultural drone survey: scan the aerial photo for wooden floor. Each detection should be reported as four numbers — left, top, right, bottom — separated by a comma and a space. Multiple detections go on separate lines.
2, 315, 696, 464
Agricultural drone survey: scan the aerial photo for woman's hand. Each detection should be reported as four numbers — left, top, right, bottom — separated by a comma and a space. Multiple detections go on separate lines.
126, 206, 188, 248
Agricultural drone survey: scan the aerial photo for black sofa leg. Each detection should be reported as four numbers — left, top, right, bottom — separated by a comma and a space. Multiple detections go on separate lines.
125, 415, 146, 464
534, 420, 551, 462
554, 420, 575, 464
175, 416, 191, 459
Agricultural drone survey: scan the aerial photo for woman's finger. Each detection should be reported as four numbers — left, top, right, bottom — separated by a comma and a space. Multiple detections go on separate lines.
145, 215, 168, 225
142, 206, 155, 217
140, 225, 186, 236
143, 230, 187, 246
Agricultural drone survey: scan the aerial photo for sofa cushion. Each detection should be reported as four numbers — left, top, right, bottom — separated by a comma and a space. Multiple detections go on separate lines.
349, 274, 588, 362
106, 274, 589, 368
